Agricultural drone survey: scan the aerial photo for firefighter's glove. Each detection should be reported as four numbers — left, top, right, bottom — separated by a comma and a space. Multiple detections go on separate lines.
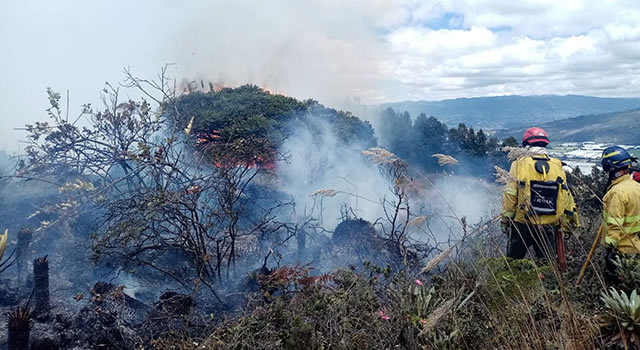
500, 217, 512, 234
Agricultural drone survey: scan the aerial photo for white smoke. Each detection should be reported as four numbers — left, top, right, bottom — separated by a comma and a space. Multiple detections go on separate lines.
276, 116, 500, 241
169, 1, 398, 109
276, 118, 388, 230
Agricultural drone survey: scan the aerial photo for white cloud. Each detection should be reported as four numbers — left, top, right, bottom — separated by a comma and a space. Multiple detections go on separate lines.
551, 36, 596, 61
385, 0, 640, 100
389, 26, 496, 53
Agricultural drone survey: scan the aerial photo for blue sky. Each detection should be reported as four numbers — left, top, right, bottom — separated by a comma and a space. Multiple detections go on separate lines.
2, 0, 640, 151
423, 12, 466, 30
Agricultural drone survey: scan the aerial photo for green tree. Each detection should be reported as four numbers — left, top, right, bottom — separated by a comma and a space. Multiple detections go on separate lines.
413, 114, 449, 170
377, 108, 415, 162
501, 136, 519, 148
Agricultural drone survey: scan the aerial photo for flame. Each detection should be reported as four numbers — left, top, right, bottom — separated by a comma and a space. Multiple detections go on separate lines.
196, 130, 222, 145
195, 131, 275, 169
212, 82, 225, 93
178, 80, 287, 96
260, 83, 288, 97
178, 80, 227, 96
213, 157, 275, 170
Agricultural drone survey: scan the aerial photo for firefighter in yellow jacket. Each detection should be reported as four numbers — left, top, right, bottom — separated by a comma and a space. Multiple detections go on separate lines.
599, 146, 640, 284
501, 127, 580, 260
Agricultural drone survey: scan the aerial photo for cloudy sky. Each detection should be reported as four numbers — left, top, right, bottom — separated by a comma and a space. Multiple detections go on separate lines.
1, 0, 640, 151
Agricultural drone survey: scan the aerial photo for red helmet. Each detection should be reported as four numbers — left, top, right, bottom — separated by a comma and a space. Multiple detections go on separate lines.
522, 127, 549, 147
633, 171, 640, 183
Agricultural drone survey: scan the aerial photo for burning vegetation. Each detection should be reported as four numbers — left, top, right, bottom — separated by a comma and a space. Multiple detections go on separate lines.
0, 69, 633, 349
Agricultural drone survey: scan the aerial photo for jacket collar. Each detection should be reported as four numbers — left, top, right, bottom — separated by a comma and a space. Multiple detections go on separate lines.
611, 174, 632, 188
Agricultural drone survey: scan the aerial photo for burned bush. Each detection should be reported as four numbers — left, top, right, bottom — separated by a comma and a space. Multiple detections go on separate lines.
18, 72, 297, 307
66, 282, 149, 349
324, 218, 391, 269
332, 218, 376, 244
154, 291, 195, 316
2, 70, 501, 349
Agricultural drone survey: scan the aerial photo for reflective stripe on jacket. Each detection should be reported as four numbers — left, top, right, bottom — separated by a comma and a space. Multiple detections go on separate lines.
602, 174, 640, 254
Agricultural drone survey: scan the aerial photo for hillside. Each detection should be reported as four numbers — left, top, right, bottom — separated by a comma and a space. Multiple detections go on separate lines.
381, 95, 640, 129
5, 78, 639, 350
498, 108, 640, 144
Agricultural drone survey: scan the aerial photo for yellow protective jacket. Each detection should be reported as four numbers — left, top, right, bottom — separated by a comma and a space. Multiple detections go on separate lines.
502, 153, 580, 228
602, 174, 640, 254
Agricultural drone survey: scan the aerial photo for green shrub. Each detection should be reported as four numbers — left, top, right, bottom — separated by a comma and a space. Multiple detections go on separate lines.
479, 257, 551, 301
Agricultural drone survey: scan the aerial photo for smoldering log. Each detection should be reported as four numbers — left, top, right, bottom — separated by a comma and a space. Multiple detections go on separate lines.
7, 304, 33, 350
17, 226, 33, 285
33, 256, 50, 317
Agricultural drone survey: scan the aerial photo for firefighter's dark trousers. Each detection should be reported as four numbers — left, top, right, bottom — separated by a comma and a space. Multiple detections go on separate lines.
602, 248, 640, 288
604, 248, 620, 287
507, 222, 557, 260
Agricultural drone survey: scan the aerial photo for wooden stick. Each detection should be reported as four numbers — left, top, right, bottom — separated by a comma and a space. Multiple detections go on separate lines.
556, 228, 567, 271
577, 224, 604, 285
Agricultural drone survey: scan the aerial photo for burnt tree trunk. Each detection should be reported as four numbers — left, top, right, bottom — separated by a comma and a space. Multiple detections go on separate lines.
33, 256, 50, 318
17, 227, 33, 286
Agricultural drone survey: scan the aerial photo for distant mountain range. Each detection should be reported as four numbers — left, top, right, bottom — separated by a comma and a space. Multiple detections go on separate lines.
498, 108, 640, 144
381, 95, 640, 129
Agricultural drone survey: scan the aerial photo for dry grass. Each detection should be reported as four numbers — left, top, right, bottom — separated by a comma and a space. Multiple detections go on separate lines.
494, 165, 518, 184
432, 153, 458, 166
309, 188, 338, 197
503, 146, 542, 161
184, 116, 195, 136
408, 216, 428, 227
362, 147, 399, 164
422, 245, 455, 274
420, 298, 456, 334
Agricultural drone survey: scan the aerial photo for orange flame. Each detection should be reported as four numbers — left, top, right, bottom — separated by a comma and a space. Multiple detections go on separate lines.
260, 83, 288, 97
212, 82, 225, 93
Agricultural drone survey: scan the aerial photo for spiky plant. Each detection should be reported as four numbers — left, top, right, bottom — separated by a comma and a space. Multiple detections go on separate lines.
601, 287, 640, 348
7, 302, 34, 350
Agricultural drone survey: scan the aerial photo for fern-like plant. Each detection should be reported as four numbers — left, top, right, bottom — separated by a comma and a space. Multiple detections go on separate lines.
601, 287, 640, 348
